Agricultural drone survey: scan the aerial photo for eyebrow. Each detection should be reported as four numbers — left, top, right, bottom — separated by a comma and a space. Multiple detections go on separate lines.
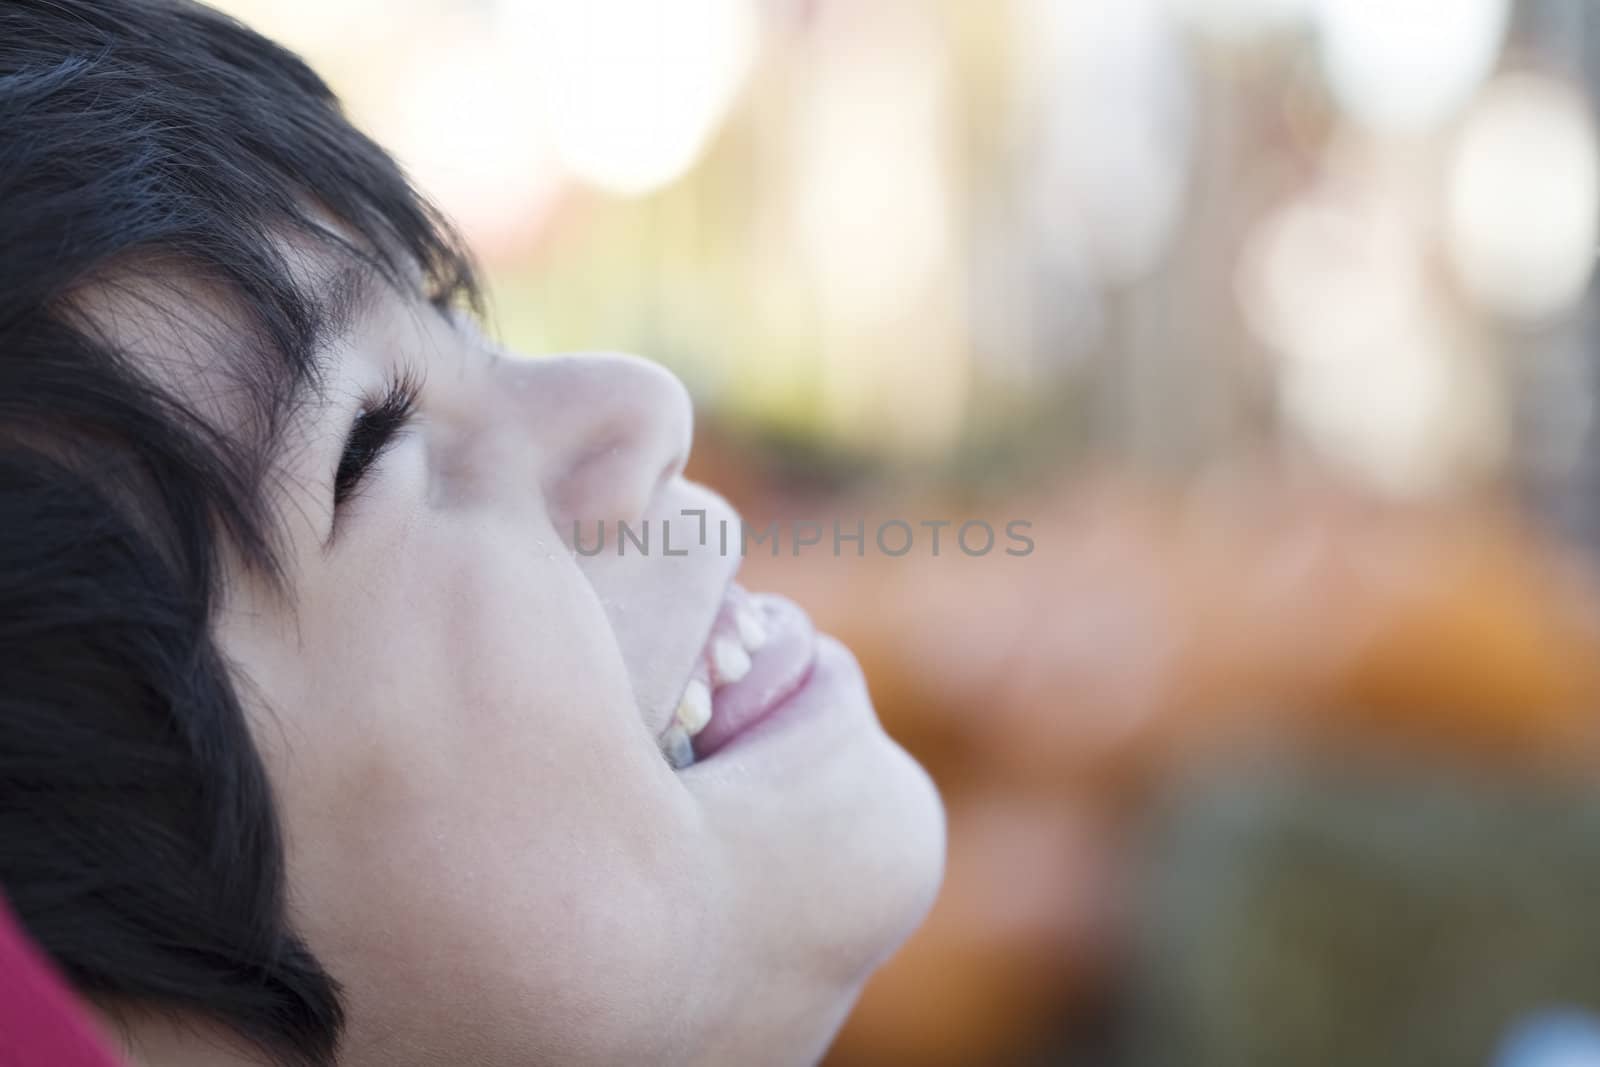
259, 259, 384, 461
304, 260, 384, 404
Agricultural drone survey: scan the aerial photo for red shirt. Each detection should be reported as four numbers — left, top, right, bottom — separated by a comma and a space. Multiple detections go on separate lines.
0, 896, 124, 1067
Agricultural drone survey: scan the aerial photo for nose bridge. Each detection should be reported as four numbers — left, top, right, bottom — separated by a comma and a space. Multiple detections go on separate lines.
513, 352, 693, 527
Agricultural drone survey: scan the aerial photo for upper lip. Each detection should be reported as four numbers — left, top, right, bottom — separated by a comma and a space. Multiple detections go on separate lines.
654, 564, 740, 745
648, 496, 745, 745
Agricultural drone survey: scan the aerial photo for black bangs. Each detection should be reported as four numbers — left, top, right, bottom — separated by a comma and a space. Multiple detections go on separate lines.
0, 0, 480, 578
0, 2, 480, 1065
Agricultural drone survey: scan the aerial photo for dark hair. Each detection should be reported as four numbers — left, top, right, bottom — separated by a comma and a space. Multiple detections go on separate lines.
0, 2, 478, 1064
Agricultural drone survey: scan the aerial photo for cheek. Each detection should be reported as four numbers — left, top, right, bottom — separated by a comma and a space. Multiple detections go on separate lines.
243, 527, 714, 1059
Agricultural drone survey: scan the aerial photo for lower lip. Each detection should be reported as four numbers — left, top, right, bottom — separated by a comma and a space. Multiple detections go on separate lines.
692, 593, 819, 760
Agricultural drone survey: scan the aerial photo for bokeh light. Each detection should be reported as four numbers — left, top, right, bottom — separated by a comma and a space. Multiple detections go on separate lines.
1163, 0, 1314, 42
1314, 0, 1510, 131
502, 0, 757, 197
1445, 73, 1600, 321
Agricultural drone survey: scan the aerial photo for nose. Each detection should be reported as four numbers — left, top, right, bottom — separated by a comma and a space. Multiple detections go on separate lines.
508, 352, 693, 528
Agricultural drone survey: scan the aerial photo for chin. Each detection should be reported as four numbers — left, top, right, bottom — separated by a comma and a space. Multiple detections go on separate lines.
704, 744, 944, 1067
854, 729, 947, 963
829, 634, 947, 935
807, 641, 948, 967
791, 743, 945, 1064
685, 633, 946, 1020
794, 719, 947, 992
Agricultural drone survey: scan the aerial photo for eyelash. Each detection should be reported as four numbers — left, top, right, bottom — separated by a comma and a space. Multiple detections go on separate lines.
334, 367, 424, 508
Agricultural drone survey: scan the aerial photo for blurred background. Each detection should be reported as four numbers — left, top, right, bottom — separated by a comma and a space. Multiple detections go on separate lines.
218, 0, 1600, 1063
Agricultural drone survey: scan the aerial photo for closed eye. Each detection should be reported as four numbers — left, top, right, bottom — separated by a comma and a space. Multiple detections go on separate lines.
334, 365, 423, 509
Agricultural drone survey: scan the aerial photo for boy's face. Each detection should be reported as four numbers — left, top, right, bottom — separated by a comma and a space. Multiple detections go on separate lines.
129, 255, 949, 1064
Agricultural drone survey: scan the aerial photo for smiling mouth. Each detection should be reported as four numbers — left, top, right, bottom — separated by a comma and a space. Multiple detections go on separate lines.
658, 584, 818, 769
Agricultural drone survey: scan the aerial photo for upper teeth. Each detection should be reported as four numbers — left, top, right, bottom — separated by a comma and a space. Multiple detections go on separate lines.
660, 724, 695, 770
734, 603, 768, 651
710, 637, 752, 686
674, 679, 712, 735
662, 592, 769, 769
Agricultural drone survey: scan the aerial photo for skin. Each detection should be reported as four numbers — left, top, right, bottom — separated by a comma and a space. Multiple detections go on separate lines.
102, 259, 945, 1066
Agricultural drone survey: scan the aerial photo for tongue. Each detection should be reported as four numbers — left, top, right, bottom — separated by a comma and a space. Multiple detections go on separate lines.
693, 595, 816, 759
